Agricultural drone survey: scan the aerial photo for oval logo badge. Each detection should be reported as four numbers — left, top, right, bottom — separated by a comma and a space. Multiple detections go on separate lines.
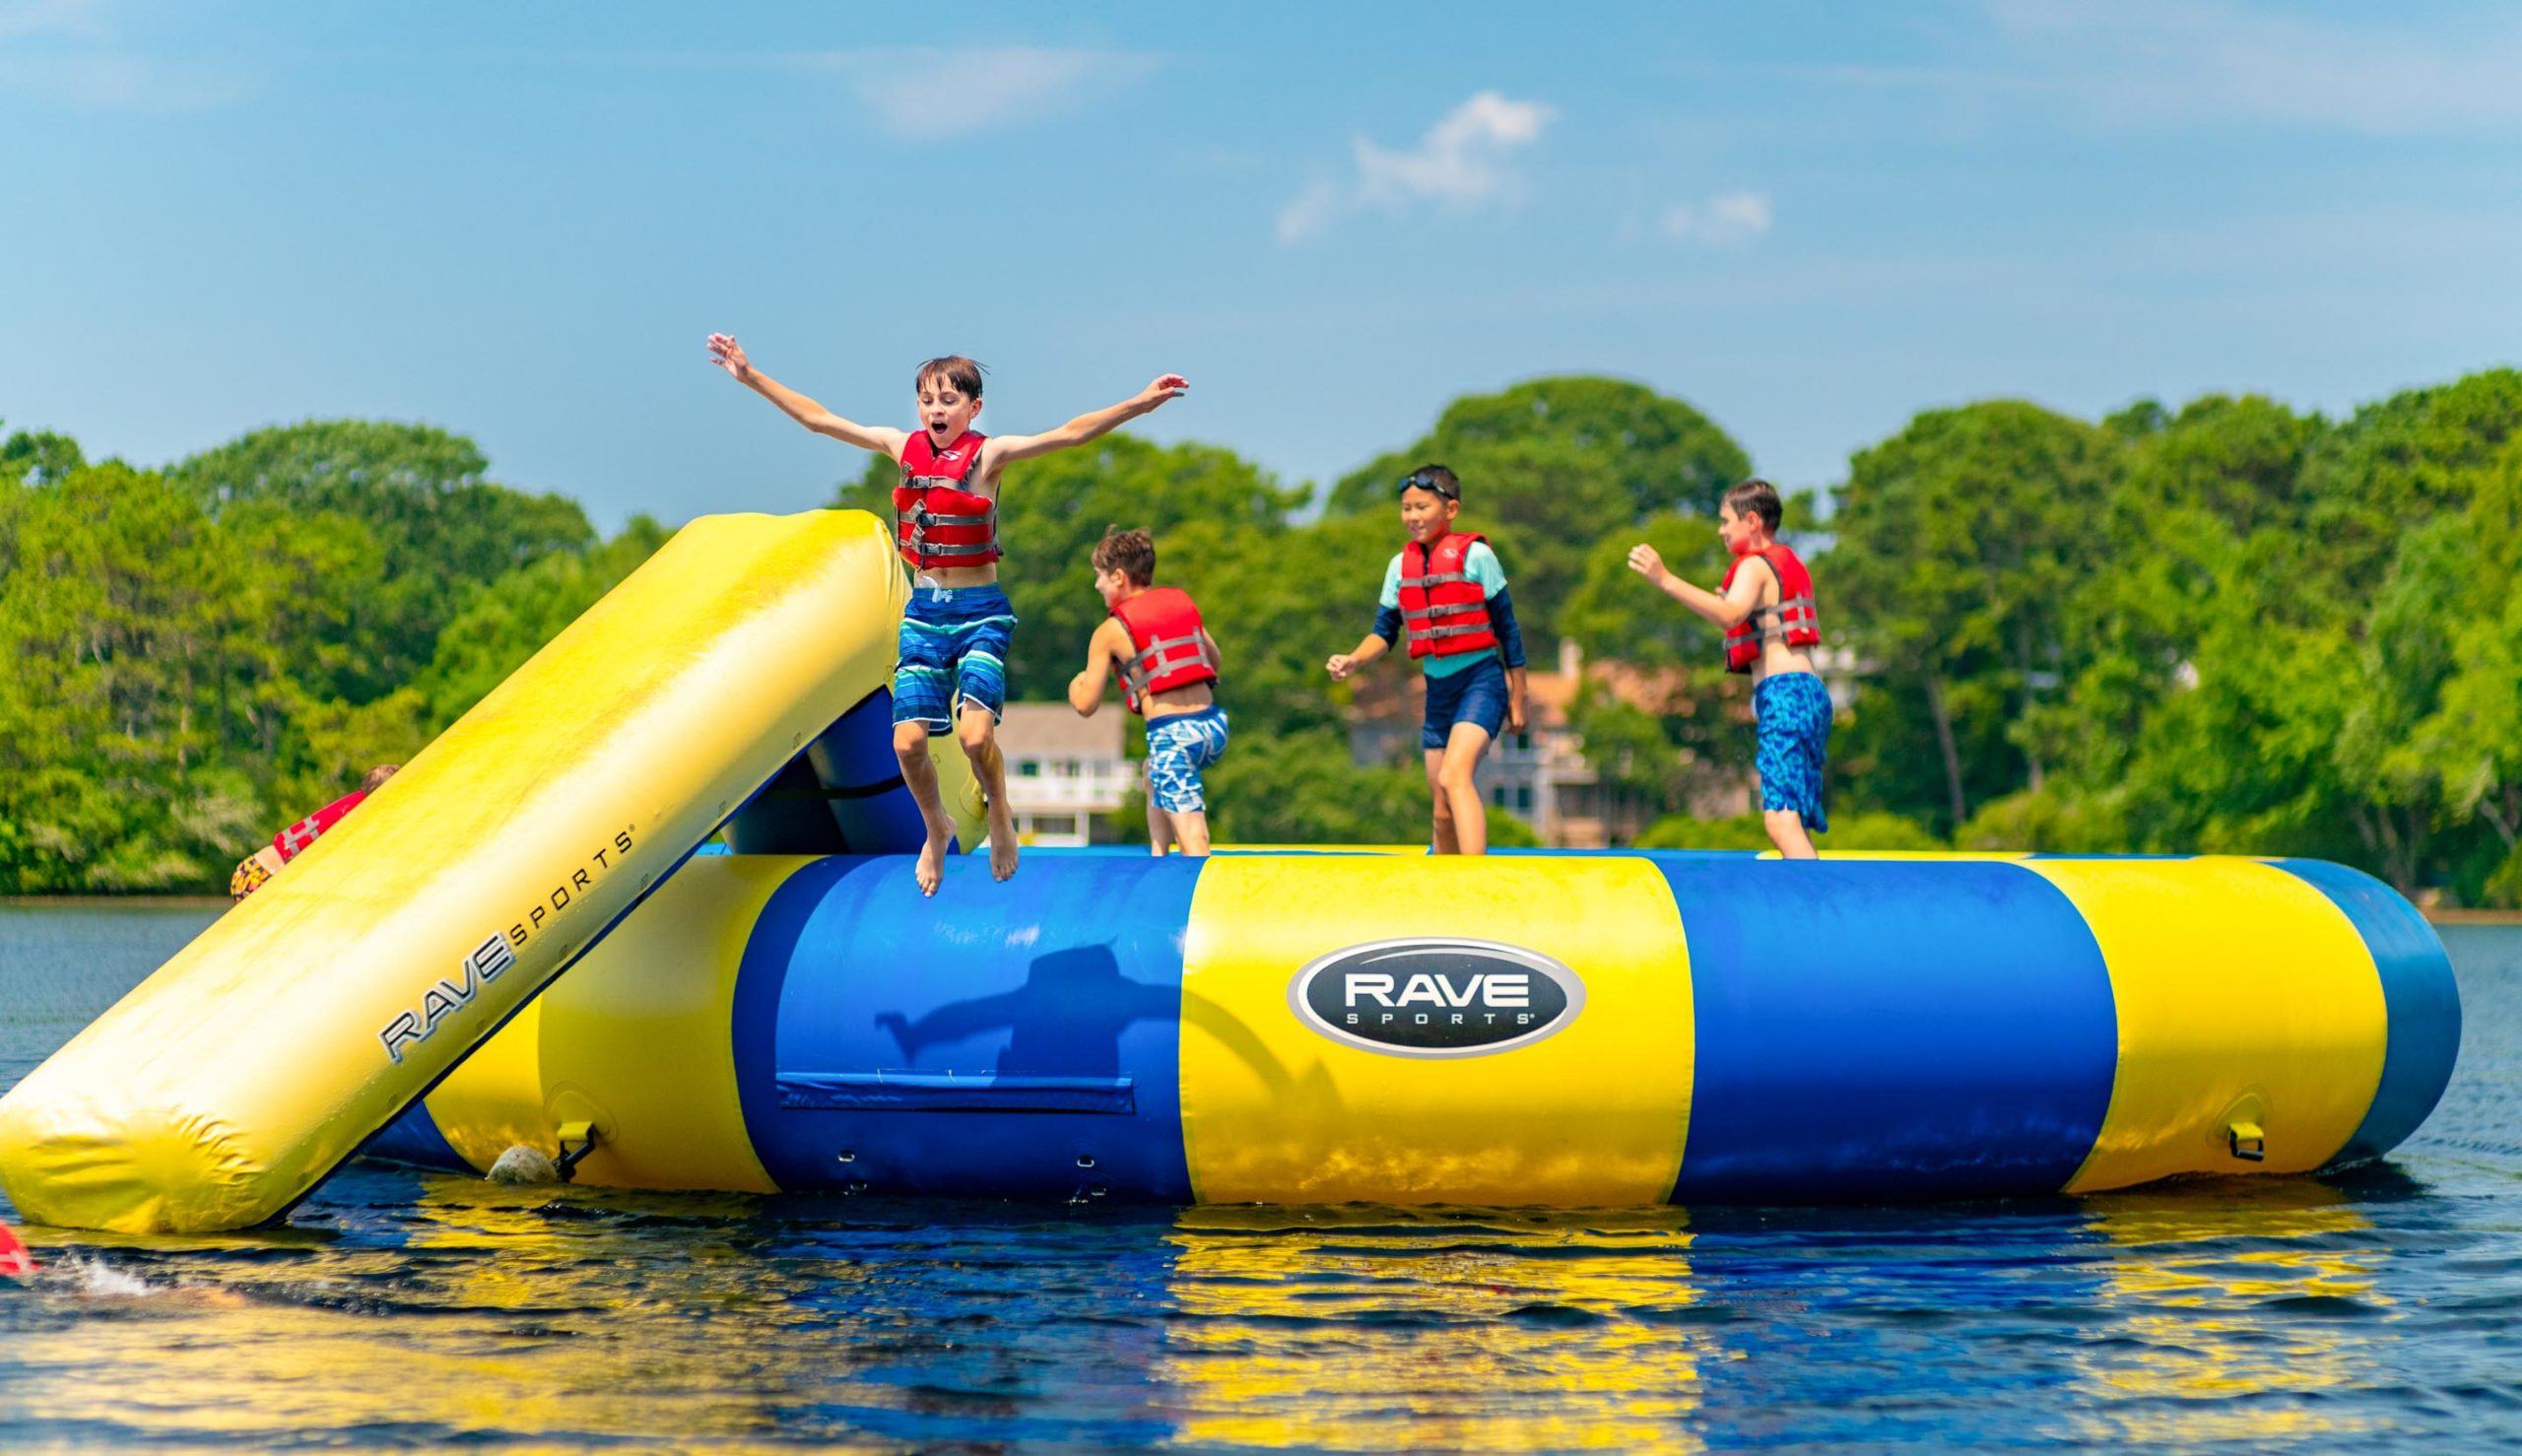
1288, 938, 1584, 1058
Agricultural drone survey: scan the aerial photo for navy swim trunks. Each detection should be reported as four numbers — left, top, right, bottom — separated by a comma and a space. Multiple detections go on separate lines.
1422, 655, 1509, 750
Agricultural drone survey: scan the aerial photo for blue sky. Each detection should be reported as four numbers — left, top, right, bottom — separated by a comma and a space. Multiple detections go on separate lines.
6, 1, 2520, 530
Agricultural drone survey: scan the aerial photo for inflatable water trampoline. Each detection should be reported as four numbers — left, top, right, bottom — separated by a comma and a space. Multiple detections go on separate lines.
0, 512, 2462, 1233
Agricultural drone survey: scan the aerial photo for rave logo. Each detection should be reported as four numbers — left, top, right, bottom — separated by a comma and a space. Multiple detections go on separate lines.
1288, 938, 1583, 1058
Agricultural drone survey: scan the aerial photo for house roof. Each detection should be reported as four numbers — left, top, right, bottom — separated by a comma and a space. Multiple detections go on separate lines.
997, 701, 1127, 759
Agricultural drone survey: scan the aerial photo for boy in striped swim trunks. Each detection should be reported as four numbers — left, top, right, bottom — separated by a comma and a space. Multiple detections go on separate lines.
1069, 528, 1227, 856
1627, 479, 1833, 858
706, 334, 1187, 893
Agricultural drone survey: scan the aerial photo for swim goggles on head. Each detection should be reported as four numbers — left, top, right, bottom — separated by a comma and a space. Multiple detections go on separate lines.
1396, 471, 1460, 499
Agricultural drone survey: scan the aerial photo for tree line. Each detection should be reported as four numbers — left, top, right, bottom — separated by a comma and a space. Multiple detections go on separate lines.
4, 366, 2516, 902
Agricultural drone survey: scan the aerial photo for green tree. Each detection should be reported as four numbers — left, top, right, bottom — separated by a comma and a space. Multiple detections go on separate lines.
2296, 369, 2522, 588
169, 420, 594, 701
1324, 376, 1752, 520
1199, 731, 1435, 845
1, 424, 86, 486
1825, 401, 2121, 833
1319, 377, 1754, 642
0, 461, 283, 890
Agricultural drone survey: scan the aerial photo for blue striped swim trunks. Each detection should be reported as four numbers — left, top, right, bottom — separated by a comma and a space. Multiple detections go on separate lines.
896, 584, 1016, 734
1754, 671, 1833, 832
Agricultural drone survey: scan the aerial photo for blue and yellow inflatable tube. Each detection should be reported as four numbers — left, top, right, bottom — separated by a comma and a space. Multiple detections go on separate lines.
379, 849, 2459, 1204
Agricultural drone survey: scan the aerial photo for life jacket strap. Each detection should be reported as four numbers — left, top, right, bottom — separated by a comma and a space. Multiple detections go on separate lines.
1125, 631, 1217, 693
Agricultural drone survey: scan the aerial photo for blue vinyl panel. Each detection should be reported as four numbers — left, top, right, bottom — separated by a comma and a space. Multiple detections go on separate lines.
732, 855, 1201, 1200
1654, 854, 2120, 1202
2275, 858, 2464, 1167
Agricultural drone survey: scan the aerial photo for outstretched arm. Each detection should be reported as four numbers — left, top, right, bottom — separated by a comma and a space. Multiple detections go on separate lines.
1326, 629, 1392, 682
1627, 545, 1763, 629
989, 374, 1188, 469
705, 334, 908, 458
1069, 620, 1132, 715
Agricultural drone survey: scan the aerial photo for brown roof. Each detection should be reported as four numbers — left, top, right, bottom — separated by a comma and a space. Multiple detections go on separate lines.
997, 701, 1126, 760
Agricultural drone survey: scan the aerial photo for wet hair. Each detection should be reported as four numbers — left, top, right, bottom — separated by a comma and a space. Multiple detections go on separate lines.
1721, 478, 1784, 533
360, 763, 400, 794
1396, 463, 1461, 500
1093, 526, 1157, 587
913, 355, 985, 400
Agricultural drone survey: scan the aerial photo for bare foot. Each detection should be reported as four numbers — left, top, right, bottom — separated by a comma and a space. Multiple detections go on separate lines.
915, 831, 948, 896
987, 798, 1020, 882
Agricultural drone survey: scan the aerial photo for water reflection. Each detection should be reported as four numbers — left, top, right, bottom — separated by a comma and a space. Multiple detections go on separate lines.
1158, 1205, 1704, 1451
4, 1173, 843, 1448
2065, 1177, 2386, 1446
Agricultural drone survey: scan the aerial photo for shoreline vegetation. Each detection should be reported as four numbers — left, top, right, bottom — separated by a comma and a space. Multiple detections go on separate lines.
6, 894, 2517, 927
5, 368, 2519, 904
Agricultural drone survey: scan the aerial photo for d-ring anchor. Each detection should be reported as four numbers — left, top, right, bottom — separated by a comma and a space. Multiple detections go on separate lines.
2227, 1120, 2267, 1162
554, 1120, 601, 1182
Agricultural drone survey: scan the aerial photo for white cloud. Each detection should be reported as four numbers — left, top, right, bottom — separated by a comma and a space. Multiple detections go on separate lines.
0, 0, 101, 43
1722, 3, 2522, 137
1277, 91, 1556, 244
1662, 190, 1773, 247
1987, 0, 2522, 135
786, 46, 1161, 139
0, 0, 242, 111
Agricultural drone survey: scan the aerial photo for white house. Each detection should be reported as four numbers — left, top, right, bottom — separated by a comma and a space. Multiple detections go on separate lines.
995, 702, 1132, 847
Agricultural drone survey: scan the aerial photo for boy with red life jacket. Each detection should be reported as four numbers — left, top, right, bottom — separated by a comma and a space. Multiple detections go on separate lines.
1628, 478, 1831, 858
229, 763, 399, 899
1068, 528, 1228, 857
706, 334, 1187, 894
1326, 466, 1529, 855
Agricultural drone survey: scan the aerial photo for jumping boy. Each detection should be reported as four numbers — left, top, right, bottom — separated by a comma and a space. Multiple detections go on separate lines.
1627, 478, 1831, 858
705, 334, 1186, 893
1326, 466, 1528, 855
1069, 528, 1227, 857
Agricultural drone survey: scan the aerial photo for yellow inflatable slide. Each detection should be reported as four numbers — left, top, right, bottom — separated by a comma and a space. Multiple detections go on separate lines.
0, 510, 978, 1233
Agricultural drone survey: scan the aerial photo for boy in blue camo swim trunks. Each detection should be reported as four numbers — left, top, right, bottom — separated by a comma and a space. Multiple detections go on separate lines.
707, 333, 1187, 893
1070, 529, 1228, 856
1628, 478, 1833, 858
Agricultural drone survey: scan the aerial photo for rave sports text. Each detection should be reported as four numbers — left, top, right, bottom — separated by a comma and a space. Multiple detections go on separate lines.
377, 826, 637, 1065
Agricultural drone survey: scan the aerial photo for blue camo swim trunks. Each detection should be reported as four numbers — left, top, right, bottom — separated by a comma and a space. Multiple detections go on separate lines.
1753, 671, 1832, 832
1144, 706, 1229, 814
896, 584, 1015, 734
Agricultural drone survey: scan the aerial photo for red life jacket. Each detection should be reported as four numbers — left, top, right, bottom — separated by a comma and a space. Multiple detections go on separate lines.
1396, 532, 1498, 660
273, 789, 366, 862
1720, 544, 1822, 674
892, 430, 998, 569
1111, 586, 1220, 715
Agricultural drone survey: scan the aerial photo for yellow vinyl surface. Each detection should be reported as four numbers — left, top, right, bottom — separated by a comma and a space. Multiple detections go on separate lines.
2032, 858, 2388, 1192
1177, 856, 1694, 1206
0, 510, 933, 1232
425, 855, 814, 1193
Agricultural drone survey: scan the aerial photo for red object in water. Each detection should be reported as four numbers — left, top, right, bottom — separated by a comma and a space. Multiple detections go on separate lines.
0, 1223, 35, 1278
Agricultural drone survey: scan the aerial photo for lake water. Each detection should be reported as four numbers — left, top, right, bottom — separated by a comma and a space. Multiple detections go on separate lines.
3, 904, 2519, 1452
